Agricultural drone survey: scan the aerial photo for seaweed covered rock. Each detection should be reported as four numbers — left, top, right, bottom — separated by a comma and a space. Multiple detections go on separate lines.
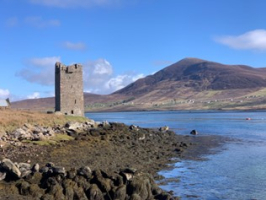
0, 159, 179, 200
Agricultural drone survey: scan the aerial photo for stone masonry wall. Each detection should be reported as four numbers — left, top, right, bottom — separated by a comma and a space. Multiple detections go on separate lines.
55, 62, 84, 116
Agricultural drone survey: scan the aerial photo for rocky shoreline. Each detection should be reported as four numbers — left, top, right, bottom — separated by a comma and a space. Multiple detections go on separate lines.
0, 121, 225, 199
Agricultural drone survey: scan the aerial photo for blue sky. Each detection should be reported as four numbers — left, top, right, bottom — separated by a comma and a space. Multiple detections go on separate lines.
1, 0, 266, 101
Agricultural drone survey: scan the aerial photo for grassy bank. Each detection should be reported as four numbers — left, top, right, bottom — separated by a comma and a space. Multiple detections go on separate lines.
0, 109, 88, 133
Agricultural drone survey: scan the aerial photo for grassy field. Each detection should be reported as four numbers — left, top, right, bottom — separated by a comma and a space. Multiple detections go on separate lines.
0, 109, 88, 133
85, 88, 266, 112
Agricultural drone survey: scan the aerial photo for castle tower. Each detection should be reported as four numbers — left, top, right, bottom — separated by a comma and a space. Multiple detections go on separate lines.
55, 62, 84, 116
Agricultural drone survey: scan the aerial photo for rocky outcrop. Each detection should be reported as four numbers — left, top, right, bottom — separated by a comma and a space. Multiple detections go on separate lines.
0, 159, 179, 200
1, 120, 100, 144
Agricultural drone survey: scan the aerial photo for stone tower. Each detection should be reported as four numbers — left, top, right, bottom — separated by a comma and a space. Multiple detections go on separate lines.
55, 62, 84, 116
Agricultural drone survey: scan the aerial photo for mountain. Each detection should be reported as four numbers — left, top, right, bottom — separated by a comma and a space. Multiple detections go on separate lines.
114, 57, 266, 96
12, 58, 266, 111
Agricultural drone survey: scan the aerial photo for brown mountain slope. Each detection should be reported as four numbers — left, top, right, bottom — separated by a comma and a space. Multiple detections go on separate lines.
114, 58, 266, 97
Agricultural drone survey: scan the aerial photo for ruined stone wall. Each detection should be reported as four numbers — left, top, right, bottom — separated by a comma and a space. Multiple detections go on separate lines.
55, 62, 84, 116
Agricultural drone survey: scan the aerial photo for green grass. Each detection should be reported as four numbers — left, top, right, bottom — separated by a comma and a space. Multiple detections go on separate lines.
22, 133, 74, 146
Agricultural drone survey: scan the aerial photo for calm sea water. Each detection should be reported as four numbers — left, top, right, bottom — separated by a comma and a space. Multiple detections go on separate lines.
85, 111, 266, 200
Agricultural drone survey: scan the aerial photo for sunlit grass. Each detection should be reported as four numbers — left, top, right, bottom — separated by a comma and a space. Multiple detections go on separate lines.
0, 109, 88, 133
22, 133, 74, 146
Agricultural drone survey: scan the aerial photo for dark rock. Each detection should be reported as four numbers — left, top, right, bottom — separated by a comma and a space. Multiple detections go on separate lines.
120, 168, 136, 181
113, 185, 127, 200
46, 162, 55, 168
0, 158, 21, 180
78, 166, 92, 179
127, 173, 152, 199
32, 163, 40, 172
175, 148, 183, 152
74, 186, 88, 200
180, 142, 188, 148
129, 193, 142, 200
62, 179, 76, 200
92, 169, 112, 193
52, 166, 66, 176
47, 181, 64, 200
66, 129, 77, 137
155, 192, 180, 200
17, 180, 30, 195
190, 130, 198, 135
26, 172, 43, 185
28, 183, 44, 199
89, 129, 101, 137
74, 175, 91, 190
67, 168, 77, 179
41, 193, 54, 200
40, 166, 49, 173
86, 184, 104, 200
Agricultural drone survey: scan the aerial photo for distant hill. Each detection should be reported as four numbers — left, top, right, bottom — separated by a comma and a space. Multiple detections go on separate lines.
12, 58, 266, 112
114, 57, 266, 96
11, 93, 127, 111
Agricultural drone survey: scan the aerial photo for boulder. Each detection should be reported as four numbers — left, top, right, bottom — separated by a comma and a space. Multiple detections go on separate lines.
129, 125, 139, 131
190, 130, 198, 135
32, 163, 40, 172
127, 173, 152, 199
0, 158, 21, 180
65, 122, 81, 130
0, 172, 6, 180
86, 184, 104, 200
67, 168, 77, 179
11, 128, 31, 140
120, 168, 136, 181
52, 166, 66, 176
159, 126, 169, 132
113, 185, 127, 200
78, 166, 92, 179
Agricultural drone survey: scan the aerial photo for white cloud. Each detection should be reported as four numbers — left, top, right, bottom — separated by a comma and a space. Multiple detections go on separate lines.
83, 59, 144, 94
29, 0, 123, 8
215, 29, 266, 51
104, 74, 144, 92
18, 57, 144, 95
25, 16, 60, 28
27, 92, 40, 99
17, 56, 61, 86
0, 89, 10, 99
93, 60, 113, 75
62, 41, 86, 51
83, 59, 113, 93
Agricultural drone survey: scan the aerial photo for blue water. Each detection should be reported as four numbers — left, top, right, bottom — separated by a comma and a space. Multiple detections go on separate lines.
85, 111, 266, 200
